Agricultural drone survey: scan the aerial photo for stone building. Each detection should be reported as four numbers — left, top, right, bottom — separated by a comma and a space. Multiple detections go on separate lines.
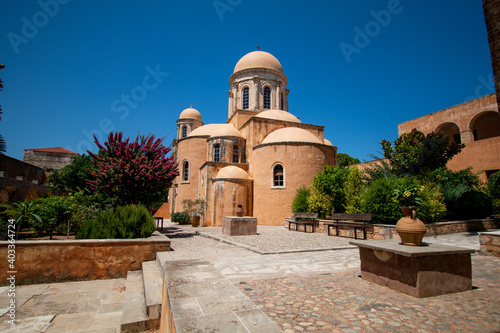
398, 93, 500, 181
170, 51, 337, 226
23, 147, 78, 173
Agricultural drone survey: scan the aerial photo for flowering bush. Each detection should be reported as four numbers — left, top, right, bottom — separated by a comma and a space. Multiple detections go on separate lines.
88, 132, 179, 206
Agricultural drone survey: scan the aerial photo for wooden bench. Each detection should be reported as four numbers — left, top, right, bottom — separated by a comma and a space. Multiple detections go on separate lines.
286, 213, 318, 233
323, 213, 373, 239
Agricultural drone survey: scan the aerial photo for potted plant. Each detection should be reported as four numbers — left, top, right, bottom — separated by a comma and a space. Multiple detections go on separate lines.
182, 199, 206, 227
393, 181, 426, 246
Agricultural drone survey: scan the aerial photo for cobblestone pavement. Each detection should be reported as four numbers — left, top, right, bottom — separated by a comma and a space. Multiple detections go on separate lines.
197, 226, 354, 253
237, 255, 500, 333
167, 223, 500, 332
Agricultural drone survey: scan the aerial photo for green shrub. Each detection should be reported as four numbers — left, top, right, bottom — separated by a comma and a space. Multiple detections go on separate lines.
77, 205, 155, 239
456, 190, 493, 220
488, 171, 500, 199
418, 183, 447, 222
440, 183, 469, 219
171, 212, 190, 224
291, 186, 311, 213
360, 176, 403, 224
308, 165, 350, 217
344, 167, 363, 214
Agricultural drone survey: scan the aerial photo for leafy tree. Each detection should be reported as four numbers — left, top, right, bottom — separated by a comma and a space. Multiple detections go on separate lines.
337, 153, 360, 167
344, 167, 363, 213
291, 186, 311, 213
487, 171, 500, 199
381, 129, 464, 176
0, 64, 6, 153
307, 165, 350, 217
0, 201, 42, 239
363, 159, 394, 183
48, 154, 94, 193
33, 196, 76, 239
88, 132, 179, 206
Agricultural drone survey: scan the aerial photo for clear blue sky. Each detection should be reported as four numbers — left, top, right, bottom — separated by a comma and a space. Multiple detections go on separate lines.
0, 0, 493, 162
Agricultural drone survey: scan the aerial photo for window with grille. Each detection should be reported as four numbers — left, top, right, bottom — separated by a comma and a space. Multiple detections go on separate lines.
232, 144, 239, 163
181, 126, 187, 138
242, 87, 249, 110
280, 92, 284, 110
183, 161, 189, 182
213, 144, 220, 162
273, 164, 284, 187
264, 86, 271, 109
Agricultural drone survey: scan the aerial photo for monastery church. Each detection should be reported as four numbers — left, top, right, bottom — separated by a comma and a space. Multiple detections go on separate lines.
170, 50, 337, 226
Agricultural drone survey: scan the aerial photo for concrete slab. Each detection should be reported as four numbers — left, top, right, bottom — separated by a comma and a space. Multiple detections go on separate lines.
91, 311, 122, 330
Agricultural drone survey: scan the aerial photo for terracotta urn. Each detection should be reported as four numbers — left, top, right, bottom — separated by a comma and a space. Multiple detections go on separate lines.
191, 215, 200, 227
395, 206, 426, 246
236, 205, 244, 217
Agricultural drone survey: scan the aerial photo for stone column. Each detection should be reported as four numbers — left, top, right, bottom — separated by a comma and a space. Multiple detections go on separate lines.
460, 129, 475, 143
227, 90, 233, 118
253, 76, 260, 110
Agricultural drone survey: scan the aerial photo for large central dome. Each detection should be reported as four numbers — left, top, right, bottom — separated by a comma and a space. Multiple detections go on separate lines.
233, 51, 283, 73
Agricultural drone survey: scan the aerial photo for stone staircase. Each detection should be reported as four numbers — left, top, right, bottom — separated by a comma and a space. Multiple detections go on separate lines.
120, 254, 166, 332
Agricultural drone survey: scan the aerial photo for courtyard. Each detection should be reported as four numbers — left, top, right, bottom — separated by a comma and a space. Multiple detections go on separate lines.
1, 222, 499, 332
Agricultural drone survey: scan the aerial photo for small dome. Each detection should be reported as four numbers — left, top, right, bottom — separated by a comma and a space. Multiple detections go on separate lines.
188, 124, 225, 137
262, 128, 323, 144
210, 124, 244, 138
324, 139, 333, 146
234, 51, 283, 74
179, 107, 202, 121
216, 166, 249, 179
255, 110, 301, 123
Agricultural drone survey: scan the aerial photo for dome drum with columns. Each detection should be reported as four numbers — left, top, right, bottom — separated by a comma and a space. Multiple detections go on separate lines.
171, 50, 337, 226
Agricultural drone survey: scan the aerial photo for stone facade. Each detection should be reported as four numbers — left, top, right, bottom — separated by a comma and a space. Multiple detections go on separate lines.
171, 51, 337, 226
483, 0, 500, 109
23, 147, 78, 172
398, 94, 500, 182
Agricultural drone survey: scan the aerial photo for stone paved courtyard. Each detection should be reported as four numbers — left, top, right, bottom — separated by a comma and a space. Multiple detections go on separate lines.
1, 223, 499, 332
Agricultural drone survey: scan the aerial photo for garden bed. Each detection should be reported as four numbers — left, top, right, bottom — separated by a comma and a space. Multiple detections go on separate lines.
0, 231, 170, 286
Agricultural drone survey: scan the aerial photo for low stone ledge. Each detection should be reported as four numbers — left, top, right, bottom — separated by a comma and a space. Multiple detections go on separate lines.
222, 216, 257, 236
479, 231, 500, 257
0, 231, 170, 286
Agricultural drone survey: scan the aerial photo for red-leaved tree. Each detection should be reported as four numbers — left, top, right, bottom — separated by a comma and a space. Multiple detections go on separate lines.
88, 132, 179, 206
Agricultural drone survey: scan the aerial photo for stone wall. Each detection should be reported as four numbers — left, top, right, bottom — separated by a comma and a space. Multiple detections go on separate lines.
479, 231, 500, 256
0, 232, 170, 286
23, 149, 77, 171
294, 219, 500, 240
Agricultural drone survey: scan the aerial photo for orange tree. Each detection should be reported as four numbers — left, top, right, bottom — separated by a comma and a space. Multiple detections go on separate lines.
88, 132, 178, 206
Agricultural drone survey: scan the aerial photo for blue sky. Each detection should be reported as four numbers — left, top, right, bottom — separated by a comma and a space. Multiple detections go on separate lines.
0, 0, 494, 162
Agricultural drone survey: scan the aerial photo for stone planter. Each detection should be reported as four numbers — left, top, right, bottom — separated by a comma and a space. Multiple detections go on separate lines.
396, 206, 426, 246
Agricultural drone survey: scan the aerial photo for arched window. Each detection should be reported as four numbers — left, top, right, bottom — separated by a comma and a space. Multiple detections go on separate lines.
472, 111, 500, 141
181, 126, 188, 138
242, 87, 249, 110
273, 164, 284, 187
263, 86, 271, 109
182, 161, 189, 182
213, 144, 221, 162
280, 92, 284, 110
436, 122, 461, 144
232, 144, 239, 163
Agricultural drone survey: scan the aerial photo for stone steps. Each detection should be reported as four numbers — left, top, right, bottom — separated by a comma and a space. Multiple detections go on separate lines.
142, 261, 163, 326
120, 270, 147, 333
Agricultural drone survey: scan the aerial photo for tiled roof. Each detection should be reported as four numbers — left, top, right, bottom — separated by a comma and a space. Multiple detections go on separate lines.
25, 147, 78, 155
